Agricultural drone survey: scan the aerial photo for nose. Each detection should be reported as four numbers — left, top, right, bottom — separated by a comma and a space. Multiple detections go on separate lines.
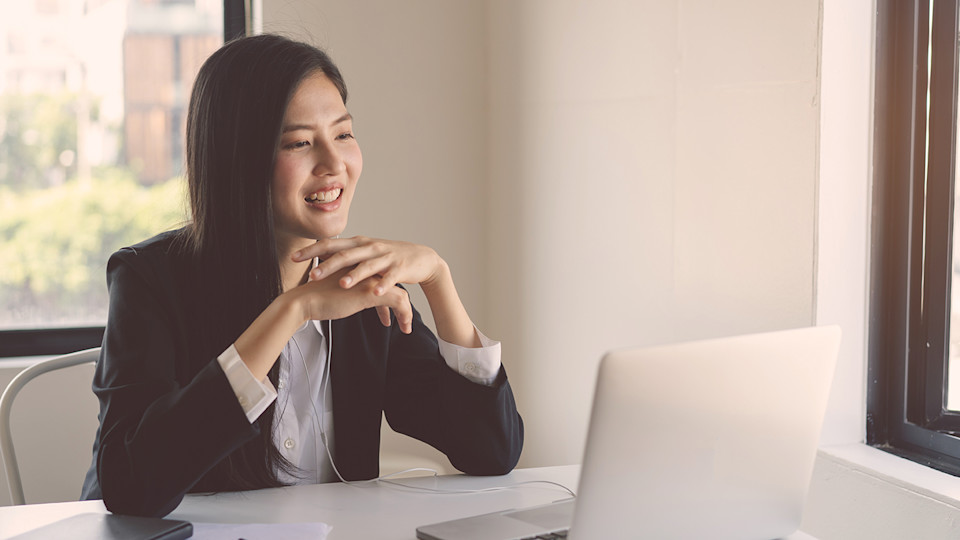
312, 140, 347, 177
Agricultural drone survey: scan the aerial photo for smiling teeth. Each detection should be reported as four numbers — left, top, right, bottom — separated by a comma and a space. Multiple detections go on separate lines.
307, 189, 341, 203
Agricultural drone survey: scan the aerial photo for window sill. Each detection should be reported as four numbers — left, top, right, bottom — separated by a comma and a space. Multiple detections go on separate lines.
818, 443, 960, 504
802, 443, 960, 539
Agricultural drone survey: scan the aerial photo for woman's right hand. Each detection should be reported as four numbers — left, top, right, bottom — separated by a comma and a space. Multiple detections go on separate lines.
292, 266, 414, 334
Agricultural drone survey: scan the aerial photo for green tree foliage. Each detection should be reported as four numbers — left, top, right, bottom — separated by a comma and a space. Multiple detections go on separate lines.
0, 171, 187, 325
0, 92, 80, 191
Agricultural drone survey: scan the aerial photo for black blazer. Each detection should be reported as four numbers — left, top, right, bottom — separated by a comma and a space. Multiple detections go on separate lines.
80, 231, 523, 517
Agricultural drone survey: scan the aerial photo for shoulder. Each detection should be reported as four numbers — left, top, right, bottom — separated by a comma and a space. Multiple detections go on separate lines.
109, 228, 189, 270
114, 228, 187, 259
106, 228, 193, 290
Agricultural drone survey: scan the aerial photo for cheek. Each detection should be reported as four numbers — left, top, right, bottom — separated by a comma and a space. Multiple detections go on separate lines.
272, 157, 305, 202
271, 160, 300, 218
348, 147, 363, 183
272, 156, 297, 188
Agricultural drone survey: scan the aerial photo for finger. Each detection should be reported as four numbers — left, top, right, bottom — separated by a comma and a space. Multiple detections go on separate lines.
397, 305, 413, 334
312, 240, 393, 281
373, 268, 401, 296
310, 245, 375, 280
376, 305, 392, 327
341, 255, 393, 289
389, 288, 413, 334
292, 238, 346, 262
293, 236, 367, 262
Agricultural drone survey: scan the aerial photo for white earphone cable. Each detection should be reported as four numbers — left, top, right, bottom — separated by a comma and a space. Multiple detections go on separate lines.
295, 318, 574, 497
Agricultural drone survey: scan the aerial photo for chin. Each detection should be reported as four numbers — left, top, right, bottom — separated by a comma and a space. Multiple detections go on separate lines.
315, 224, 347, 240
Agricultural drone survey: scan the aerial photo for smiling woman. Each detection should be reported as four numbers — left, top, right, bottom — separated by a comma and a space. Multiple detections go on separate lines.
271, 74, 361, 254
78, 34, 523, 518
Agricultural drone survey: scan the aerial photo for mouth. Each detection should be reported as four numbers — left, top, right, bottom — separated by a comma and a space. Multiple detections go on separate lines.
305, 188, 342, 205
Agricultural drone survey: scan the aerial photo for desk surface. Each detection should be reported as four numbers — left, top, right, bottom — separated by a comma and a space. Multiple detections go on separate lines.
0, 465, 817, 539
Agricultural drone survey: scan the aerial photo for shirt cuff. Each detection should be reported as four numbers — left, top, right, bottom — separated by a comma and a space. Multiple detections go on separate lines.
217, 344, 278, 423
437, 328, 502, 386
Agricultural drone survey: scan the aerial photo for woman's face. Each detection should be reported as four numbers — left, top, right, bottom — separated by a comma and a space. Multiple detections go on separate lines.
271, 72, 362, 251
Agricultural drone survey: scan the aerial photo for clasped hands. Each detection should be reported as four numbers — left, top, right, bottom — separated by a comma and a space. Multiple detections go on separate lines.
289, 236, 446, 334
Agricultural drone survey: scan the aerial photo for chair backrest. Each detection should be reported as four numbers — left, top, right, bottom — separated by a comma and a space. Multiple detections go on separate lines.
0, 347, 99, 505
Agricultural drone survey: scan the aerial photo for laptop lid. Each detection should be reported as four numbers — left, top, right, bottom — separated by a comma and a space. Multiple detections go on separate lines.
417, 325, 841, 540
570, 325, 841, 539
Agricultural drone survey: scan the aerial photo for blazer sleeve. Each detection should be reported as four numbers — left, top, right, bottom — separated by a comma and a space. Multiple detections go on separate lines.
92, 249, 259, 517
380, 306, 524, 475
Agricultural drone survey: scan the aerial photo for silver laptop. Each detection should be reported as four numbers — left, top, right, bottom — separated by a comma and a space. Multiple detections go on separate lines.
417, 325, 841, 540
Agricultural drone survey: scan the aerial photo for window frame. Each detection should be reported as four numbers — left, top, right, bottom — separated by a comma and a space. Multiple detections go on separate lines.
868, 0, 960, 475
0, 0, 247, 358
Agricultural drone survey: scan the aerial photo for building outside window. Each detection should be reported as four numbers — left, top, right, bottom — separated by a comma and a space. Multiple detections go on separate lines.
0, 0, 222, 333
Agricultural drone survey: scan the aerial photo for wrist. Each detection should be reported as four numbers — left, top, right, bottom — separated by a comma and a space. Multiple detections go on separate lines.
234, 291, 306, 381
420, 257, 451, 294
281, 287, 312, 326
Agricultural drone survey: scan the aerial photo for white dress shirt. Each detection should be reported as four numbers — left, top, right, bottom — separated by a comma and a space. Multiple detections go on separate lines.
216, 318, 501, 484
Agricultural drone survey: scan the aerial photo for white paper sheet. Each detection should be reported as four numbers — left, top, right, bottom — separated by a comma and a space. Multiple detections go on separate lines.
191, 521, 331, 539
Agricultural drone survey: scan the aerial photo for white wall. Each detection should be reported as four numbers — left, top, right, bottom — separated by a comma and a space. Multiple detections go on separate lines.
815, 0, 872, 451
486, 0, 820, 467
264, 0, 821, 468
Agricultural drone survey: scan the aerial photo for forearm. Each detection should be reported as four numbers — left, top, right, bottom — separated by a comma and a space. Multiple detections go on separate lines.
420, 259, 481, 349
383, 329, 522, 475
233, 292, 306, 380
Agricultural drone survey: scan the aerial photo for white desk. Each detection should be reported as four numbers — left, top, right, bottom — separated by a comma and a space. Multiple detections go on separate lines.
0, 465, 817, 539
0, 466, 576, 539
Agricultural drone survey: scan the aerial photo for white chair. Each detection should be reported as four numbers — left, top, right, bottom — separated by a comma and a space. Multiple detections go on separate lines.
0, 347, 99, 505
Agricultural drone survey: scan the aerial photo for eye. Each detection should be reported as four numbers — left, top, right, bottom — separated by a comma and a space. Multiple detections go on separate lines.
284, 140, 311, 150
336, 132, 355, 141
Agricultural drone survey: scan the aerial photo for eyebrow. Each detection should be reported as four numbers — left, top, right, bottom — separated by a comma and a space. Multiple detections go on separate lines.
282, 113, 353, 133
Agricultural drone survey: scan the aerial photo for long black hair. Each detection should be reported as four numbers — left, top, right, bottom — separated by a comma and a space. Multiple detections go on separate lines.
177, 34, 348, 489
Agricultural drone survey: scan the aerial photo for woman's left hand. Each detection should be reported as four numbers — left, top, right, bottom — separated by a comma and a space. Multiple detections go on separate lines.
292, 236, 445, 295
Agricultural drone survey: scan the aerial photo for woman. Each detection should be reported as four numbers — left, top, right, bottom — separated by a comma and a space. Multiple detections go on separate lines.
80, 34, 523, 518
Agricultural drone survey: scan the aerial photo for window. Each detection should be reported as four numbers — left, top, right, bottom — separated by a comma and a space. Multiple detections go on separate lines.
868, 0, 960, 473
0, 0, 245, 357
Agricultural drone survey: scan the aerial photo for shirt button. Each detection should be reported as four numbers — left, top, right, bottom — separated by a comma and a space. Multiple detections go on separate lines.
465, 362, 478, 374
278, 380, 286, 390
237, 395, 247, 406
284, 438, 296, 450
